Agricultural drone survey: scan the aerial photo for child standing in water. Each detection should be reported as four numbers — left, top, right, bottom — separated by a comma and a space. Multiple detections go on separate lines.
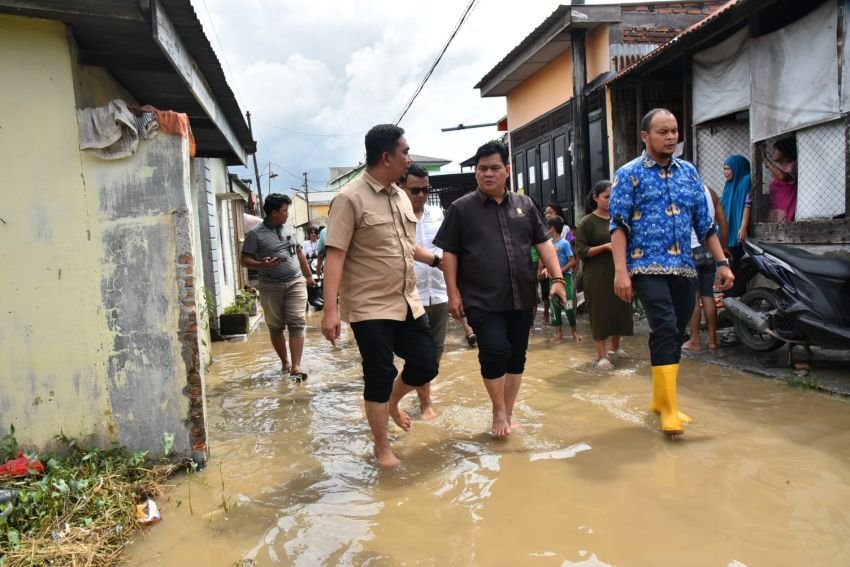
546, 216, 581, 342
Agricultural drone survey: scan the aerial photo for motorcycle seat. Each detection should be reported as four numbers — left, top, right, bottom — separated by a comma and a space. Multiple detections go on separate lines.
756, 241, 850, 280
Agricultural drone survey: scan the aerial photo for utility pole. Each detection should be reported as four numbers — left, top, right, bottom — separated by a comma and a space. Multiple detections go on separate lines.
303, 172, 311, 225
246, 111, 264, 216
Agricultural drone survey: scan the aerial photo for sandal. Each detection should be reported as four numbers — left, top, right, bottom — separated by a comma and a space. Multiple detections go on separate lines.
289, 372, 308, 383
607, 348, 630, 359
593, 358, 614, 370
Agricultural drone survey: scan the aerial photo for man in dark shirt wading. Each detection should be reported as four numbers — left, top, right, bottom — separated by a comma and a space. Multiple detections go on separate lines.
434, 142, 566, 437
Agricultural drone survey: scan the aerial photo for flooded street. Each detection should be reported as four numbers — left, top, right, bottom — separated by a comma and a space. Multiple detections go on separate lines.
125, 313, 850, 566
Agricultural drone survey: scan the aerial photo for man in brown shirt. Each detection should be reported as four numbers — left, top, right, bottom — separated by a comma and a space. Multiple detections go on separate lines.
434, 142, 566, 437
321, 124, 441, 468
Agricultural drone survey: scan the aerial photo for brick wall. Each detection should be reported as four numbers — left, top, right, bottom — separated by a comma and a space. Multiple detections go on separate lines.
621, 0, 728, 45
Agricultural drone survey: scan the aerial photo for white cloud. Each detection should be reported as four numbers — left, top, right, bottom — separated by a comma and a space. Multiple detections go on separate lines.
194, 0, 666, 189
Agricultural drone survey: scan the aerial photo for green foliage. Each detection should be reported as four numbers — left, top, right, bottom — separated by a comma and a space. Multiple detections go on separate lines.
200, 287, 217, 320
0, 430, 183, 566
1, 425, 17, 461
223, 290, 257, 315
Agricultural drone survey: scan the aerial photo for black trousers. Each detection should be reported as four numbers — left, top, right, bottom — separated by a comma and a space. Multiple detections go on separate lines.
465, 307, 534, 379
350, 309, 438, 403
632, 275, 697, 366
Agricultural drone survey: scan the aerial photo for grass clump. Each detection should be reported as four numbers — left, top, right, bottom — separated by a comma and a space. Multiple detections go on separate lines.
0, 429, 185, 567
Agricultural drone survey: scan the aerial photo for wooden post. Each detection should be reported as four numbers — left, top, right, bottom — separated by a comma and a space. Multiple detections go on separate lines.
246, 111, 264, 216
571, 28, 591, 200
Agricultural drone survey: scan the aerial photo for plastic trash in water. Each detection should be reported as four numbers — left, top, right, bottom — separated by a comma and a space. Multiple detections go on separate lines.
135, 498, 162, 525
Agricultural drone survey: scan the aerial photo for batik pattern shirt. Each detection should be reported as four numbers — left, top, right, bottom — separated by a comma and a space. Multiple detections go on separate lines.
609, 152, 714, 278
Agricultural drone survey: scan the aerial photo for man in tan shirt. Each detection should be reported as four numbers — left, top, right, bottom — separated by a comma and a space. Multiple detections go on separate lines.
321, 124, 441, 468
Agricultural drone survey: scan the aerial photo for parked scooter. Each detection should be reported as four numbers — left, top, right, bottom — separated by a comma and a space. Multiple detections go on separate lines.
307, 255, 324, 311
723, 239, 850, 352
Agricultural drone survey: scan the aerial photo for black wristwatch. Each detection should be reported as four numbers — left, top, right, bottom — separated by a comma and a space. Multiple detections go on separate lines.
716, 259, 730, 268
430, 253, 442, 268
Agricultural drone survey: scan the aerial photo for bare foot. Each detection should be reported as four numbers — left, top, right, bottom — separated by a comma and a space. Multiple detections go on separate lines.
571, 330, 583, 342
420, 404, 437, 421
491, 410, 511, 437
682, 342, 702, 351
550, 335, 564, 342
280, 360, 291, 373
374, 445, 401, 468
707, 343, 718, 351
509, 416, 522, 431
389, 404, 412, 432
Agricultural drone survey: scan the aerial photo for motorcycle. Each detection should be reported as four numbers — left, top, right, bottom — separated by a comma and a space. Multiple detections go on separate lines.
306, 255, 324, 311
722, 239, 850, 353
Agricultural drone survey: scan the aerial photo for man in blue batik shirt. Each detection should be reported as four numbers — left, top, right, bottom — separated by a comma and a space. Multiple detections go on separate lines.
609, 108, 734, 436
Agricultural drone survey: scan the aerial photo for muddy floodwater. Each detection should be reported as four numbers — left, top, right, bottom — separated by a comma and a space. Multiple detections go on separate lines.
124, 312, 850, 566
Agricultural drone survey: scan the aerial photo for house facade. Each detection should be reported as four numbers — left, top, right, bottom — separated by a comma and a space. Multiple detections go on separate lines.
475, 1, 725, 226
0, 0, 255, 461
607, 0, 850, 254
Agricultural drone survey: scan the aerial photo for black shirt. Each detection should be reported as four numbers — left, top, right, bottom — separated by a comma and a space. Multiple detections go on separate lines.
434, 188, 550, 312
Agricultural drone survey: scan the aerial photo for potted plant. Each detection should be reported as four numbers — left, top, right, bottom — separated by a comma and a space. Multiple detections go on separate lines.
219, 290, 258, 335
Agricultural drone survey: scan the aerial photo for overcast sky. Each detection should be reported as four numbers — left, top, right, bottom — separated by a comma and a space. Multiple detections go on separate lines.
195, 0, 669, 193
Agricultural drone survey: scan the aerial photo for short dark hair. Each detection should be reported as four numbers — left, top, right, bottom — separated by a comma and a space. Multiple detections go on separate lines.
585, 179, 612, 214
547, 215, 565, 234
365, 124, 405, 167
640, 108, 675, 133
473, 142, 509, 167
774, 137, 797, 161
307, 226, 319, 235
400, 163, 428, 185
263, 193, 291, 216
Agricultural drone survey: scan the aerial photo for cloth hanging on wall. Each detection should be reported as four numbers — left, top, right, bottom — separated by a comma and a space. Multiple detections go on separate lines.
76, 99, 139, 160
750, 1, 841, 142
692, 27, 750, 125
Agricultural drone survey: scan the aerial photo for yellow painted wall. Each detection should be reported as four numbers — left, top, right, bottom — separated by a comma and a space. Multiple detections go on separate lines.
0, 15, 116, 447
586, 24, 610, 81
504, 24, 610, 131
310, 204, 330, 221
506, 51, 573, 130
1, 15, 202, 457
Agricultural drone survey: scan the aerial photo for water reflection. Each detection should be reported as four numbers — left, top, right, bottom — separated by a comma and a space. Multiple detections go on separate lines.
124, 314, 850, 566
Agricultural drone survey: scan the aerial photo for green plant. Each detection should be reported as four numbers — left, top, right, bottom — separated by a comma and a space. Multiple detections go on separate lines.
223, 290, 257, 315
200, 287, 217, 320
0, 432, 185, 566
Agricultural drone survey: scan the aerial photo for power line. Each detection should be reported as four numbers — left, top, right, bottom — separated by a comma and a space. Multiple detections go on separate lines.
198, 0, 247, 111
393, 0, 479, 125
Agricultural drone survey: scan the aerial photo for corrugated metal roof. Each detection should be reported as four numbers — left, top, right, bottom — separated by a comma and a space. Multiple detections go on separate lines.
0, 0, 255, 164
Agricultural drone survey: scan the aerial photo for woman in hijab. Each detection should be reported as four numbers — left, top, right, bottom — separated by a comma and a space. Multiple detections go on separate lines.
720, 154, 751, 263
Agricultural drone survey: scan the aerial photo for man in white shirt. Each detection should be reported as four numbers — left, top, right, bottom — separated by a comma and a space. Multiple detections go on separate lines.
400, 164, 475, 419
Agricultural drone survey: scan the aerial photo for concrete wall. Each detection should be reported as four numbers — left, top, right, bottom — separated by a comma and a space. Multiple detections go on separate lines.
506, 51, 573, 130
0, 14, 208, 460
586, 24, 611, 81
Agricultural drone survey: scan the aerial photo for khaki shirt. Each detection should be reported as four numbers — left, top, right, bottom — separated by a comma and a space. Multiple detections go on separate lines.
325, 171, 424, 323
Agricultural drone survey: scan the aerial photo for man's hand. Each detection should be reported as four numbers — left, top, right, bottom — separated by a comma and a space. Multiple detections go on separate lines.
550, 280, 567, 305
715, 265, 734, 290
260, 256, 282, 268
306, 275, 316, 287
321, 307, 341, 346
448, 291, 464, 321
614, 270, 632, 303
737, 227, 747, 243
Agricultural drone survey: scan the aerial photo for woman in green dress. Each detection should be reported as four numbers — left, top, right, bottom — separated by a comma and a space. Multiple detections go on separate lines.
574, 180, 633, 369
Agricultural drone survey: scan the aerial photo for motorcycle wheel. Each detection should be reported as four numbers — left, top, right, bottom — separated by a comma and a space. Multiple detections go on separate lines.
733, 288, 784, 352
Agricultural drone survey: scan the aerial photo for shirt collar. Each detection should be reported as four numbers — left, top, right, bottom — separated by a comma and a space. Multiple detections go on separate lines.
641, 150, 682, 170
363, 171, 398, 195
475, 187, 509, 203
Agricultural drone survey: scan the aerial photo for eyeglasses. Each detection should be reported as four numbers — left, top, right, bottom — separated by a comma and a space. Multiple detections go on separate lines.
409, 186, 431, 195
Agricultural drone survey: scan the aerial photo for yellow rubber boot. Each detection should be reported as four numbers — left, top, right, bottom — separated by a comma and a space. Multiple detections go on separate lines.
652, 364, 685, 435
651, 374, 693, 424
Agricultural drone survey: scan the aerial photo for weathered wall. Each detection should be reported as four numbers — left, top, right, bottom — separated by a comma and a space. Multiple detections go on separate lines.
586, 24, 611, 81
506, 51, 573, 130
0, 15, 116, 449
0, 14, 208, 460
